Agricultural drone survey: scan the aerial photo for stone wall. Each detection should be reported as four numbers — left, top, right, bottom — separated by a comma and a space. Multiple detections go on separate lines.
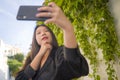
109, 0, 120, 44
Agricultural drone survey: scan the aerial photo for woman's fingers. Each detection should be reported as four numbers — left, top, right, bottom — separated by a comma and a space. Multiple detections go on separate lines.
48, 2, 57, 7
36, 6, 54, 19
36, 12, 53, 18
37, 6, 53, 12
44, 18, 55, 24
36, 2, 58, 18
36, 2, 69, 29
42, 41, 52, 49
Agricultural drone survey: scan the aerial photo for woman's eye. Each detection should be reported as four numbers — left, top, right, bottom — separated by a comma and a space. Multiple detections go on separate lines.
37, 32, 41, 34
45, 30, 49, 32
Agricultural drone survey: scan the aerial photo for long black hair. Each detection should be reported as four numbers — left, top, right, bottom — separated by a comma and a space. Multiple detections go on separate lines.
20, 24, 58, 70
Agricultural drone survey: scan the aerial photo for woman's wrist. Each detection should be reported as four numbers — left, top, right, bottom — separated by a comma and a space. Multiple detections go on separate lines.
63, 23, 74, 33
61, 18, 74, 32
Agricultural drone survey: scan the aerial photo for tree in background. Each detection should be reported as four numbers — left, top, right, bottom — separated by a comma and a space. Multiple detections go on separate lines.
7, 59, 22, 76
14, 53, 24, 62
7, 53, 24, 77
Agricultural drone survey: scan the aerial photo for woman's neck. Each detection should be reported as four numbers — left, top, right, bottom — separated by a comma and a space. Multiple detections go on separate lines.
40, 49, 51, 68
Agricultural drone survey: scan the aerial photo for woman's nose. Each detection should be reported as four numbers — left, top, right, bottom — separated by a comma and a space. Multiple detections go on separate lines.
41, 32, 46, 36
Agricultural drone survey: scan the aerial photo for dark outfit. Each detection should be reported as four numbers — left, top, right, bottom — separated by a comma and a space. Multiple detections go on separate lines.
15, 46, 89, 80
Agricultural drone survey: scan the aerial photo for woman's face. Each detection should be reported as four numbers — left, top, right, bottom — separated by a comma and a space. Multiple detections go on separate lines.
35, 26, 52, 46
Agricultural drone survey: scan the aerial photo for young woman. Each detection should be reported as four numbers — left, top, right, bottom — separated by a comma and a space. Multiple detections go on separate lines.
15, 2, 89, 80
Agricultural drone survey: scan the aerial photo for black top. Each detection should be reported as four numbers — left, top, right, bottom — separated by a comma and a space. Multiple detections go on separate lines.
15, 46, 89, 80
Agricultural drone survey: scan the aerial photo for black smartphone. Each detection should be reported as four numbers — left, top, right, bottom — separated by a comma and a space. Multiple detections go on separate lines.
16, 6, 50, 21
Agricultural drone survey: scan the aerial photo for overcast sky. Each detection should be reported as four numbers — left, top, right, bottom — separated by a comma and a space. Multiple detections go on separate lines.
0, 0, 44, 54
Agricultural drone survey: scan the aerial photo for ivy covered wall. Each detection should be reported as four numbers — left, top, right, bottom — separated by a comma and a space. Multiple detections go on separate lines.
38, 0, 120, 80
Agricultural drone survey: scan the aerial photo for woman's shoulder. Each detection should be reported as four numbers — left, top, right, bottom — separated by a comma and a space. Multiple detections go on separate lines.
52, 45, 64, 52
50, 46, 64, 58
55, 45, 64, 53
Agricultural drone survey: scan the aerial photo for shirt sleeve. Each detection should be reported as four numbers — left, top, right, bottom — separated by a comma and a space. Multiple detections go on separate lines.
15, 65, 36, 80
55, 46, 89, 79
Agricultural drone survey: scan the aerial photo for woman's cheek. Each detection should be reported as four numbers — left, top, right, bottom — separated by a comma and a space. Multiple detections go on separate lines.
36, 37, 41, 45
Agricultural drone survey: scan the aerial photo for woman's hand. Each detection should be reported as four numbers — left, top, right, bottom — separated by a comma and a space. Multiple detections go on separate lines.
39, 41, 52, 56
30, 41, 52, 71
36, 2, 73, 31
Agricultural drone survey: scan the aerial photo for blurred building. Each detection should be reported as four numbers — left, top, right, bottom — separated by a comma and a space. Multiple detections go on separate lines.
0, 40, 22, 57
0, 39, 22, 80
